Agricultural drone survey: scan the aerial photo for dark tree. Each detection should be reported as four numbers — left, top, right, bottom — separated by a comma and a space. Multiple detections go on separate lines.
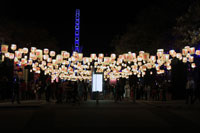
173, 0, 200, 49
110, 0, 192, 55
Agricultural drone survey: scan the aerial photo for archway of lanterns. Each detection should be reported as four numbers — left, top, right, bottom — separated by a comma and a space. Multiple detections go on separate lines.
1, 44, 199, 82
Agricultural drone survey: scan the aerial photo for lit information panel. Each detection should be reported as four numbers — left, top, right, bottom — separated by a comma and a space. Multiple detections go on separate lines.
92, 74, 103, 92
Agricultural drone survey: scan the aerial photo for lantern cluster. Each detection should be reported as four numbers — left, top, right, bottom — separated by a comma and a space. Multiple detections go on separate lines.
1, 44, 199, 82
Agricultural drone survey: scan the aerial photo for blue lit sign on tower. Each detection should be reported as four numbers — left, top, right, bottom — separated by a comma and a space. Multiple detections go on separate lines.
73, 9, 82, 53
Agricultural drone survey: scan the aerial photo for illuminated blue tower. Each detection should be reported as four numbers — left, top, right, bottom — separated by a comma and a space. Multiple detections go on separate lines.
73, 9, 82, 53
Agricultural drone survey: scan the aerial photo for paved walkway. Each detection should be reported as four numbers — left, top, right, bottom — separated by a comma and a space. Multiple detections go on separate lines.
0, 100, 200, 132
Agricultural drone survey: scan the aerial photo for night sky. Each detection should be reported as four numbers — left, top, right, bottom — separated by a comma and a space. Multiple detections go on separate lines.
1, 0, 192, 56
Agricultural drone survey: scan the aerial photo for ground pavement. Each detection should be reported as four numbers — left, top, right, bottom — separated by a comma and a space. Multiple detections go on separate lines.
0, 100, 200, 132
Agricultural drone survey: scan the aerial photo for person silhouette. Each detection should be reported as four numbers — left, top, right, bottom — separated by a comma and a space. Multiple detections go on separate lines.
12, 72, 20, 104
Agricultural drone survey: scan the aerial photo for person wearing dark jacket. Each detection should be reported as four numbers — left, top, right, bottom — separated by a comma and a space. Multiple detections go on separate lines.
12, 73, 20, 104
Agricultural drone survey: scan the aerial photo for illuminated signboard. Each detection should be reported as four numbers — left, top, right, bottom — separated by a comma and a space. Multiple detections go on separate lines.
92, 73, 103, 92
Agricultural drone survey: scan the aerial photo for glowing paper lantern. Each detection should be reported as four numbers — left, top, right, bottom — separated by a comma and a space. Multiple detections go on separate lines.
63, 52, 70, 59
117, 58, 123, 64
182, 57, 187, 63
56, 55, 63, 64
5, 52, 10, 58
111, 53, 116, 59
157, 49, 164, 58
118, 55, 124, 60
1, 45, 8, 53
184, 46, 190, 50
142, 53, 149, 61
36, 49, 43, 61
139, 51, 144, 56
47, 63, 52, 67
195, 50, 200, 56
44, 48, 49, 54
91, 53, 97, 60
146, 63, 152, 69
73, 52, 78, 58
9, 53, 14, 59
189, 47, 195, 54
123, 54, 128, 62
191, 63, 196, 68
43, 55, 49, 60
169, 50, 176, 57
104, 57, 110, 64
189, 56, 194, 62
31, 47, 36, 53
167, 65, 171, 70
137, 55, 143, 62
127, 53, 136, 61
21, 58, 27, 65
97, 57, 103, 63
138, 62, 142, 66
77, 53, 83, 61
98, 53, 104, 59
176, 53, 182, 60
83, 57, 89, 64
150, 56, 156, 62
11, 44, 17, 51
15, 51, 22, 59
50, 51, 56, 57
28, 60, 33, 65
163, 54, 169, 62
42, 61, 46, 66
22, 48, 28, 54
14, 57, 18, 64
182, 48, 188, 56
52, 59, 57, 65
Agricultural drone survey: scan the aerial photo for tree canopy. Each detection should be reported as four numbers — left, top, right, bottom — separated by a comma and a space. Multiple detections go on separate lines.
110, 0, 194, 55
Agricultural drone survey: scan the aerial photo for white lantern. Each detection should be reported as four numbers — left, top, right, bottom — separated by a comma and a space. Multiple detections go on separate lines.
195, 50, 200, 56
47, 57, 52, 63
189, 47, 195, 54
189, 56, 194, 62
63, 52, 70, 58
110, 53, 116, 59
77, 53, 83, 61
182, 57, 187, 63
50, 51, 56, 57
191, 63, 196, 68
28, 60, 33, 65
9, 53, 14, 59
98, 53, 104, 58
1, 45, 8, 53
43, 55, 49, 60
11, 44, 17, 51
182, 48, 188, 56
23, 48, 28, 54
44, 48, 49, 54
31, 47, 36, 53
169, 50, 176, 57
176, 53, 182, 60
56, 55, 63, 64
15, 51, 22, 59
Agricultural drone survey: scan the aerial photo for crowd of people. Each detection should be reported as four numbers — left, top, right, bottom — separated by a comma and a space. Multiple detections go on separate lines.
0, 73, 92, 104
0, 73, 200, 105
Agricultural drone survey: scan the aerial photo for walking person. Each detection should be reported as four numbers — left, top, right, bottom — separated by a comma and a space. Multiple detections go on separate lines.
130, 83, 136, 103
12, 73, 20, 104
56, 81, 63, 104
45, 77, 51, 102
124, 81, 130, 100
185, 77, 195, 104
77, 80, 84, 101
83, 81, 88, 101
192, 80, 200, 104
